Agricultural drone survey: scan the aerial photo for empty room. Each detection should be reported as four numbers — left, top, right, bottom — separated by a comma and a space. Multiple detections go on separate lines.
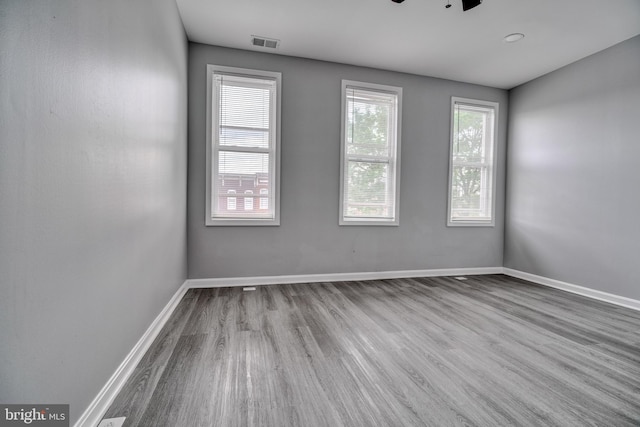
1, 0, 640, 426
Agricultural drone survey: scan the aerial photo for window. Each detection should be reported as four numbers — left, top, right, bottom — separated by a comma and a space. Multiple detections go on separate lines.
227, 189, 236, 211
259, 188, 268, 210
447, 97, 498, 226
206, 65, 281, 226
244, 190, 254, 211
340, 80, 402, 225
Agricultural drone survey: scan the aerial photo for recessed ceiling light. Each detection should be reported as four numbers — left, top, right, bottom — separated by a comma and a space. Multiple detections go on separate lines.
504, 33, 525, 43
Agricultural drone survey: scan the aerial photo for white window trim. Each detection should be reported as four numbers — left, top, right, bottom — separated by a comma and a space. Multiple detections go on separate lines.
205, 64, 281, 226
447, 96, 498, 227
339, 80, 402, 226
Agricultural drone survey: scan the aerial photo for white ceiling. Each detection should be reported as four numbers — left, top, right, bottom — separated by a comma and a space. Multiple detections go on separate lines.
176, 0, 640, 89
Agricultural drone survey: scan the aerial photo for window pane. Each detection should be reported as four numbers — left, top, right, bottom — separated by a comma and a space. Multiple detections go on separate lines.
453, 105, 494, 164
346, 161, 391, 218
218, 82, 271, 129
451, 165, 481, 213
215, 148, 271, 218
218, 151, 269, 175
347, 97, 391, 157
219, 127, 269, 149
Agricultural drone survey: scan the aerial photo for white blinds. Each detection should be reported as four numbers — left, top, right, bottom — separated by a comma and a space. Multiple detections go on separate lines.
212, 73, 276, 219
343, 85, 399, 222
450, 100, 496, 222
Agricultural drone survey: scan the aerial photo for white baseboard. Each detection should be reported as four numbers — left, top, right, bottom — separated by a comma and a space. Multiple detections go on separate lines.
503, 268, 640, 312
186, 267, 503, 288
75, 267, 499, 426
75, 267, 500, 426
74, 281, 189, 427
77, 266, 640, 426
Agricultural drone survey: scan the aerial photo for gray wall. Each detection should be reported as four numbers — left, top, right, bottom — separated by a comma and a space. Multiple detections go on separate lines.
505, 35, 640, 300
188, 43, 508, 279
0, 0, 188, 423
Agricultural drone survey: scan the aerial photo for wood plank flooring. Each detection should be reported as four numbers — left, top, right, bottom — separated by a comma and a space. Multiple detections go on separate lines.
102, 275, 640, 426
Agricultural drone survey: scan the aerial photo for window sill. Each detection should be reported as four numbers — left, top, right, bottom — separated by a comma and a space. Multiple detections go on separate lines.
447, 219, 495, 227
206, 218, 280, 227
340, 219, 399, 226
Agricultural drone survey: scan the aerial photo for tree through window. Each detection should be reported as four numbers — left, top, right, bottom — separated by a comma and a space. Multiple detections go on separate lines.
340, 81, 402, 225
448, 97, 498, 226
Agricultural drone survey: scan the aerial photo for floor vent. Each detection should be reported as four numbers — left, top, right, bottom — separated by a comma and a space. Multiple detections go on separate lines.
243, 286, 257, 291
98, 418, 126, 427
251, 35, 279, 49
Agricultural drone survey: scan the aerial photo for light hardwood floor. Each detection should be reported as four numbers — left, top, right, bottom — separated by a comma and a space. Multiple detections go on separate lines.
103, 274, 640, 426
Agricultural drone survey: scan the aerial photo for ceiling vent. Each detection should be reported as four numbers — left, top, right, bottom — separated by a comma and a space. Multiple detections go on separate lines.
251, 35, 279, 49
